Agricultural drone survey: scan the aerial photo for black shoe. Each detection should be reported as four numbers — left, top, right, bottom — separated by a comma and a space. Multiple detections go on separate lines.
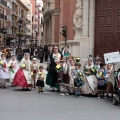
51, 89, 55, 92
11, 85, 15, 87
3, 85, 7, 88
26, 88, 31, 91
22, 88, 26, 91
57, 90, 60, 92
0, 84, 3, 88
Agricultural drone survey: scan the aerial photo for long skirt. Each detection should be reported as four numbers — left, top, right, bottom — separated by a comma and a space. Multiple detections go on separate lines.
46, 71, 59, 89
13, 69, 32, 88
0, 68, 9, 79
63, 74, 70, 84
81, 75, 98, 95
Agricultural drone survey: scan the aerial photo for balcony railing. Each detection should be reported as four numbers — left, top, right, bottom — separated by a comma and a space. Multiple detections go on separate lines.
0, 28, 6, 33
0, 13, 4, 19
0, 13, 7, 20
0, 0, 7, 7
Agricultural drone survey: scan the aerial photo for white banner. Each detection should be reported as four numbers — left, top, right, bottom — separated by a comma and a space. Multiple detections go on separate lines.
104, 51, 120, 64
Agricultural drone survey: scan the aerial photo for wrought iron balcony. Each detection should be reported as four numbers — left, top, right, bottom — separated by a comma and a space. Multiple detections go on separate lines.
0, 0, 7, 7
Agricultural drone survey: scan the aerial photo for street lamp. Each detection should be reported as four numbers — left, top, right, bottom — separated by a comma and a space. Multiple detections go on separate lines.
2, 28, 7, 47
18, 18, 23, 46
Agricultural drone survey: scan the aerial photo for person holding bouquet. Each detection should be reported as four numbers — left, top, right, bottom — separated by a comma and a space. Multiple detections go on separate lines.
13, 53, 32, 91
36, 66, 45, 93
30, 58, 39, 89
0, 54, 9, 88
83, 58, 98, 95
8, 55, 18, 87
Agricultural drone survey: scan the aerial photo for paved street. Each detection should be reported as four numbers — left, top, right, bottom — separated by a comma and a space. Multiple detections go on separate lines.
0, 63, 120, 120
0, 85, 120, 120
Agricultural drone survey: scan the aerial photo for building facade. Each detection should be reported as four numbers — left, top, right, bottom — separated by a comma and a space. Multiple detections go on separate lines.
6, 0, 29, 47
21, 0, 33, 45
34, 0, 43, 46
0, 0, 7, 47
43, 0, 60, 45
43, 0, 120, 61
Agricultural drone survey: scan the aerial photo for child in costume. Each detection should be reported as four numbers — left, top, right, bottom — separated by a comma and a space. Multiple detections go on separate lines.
94, 56, 102, 71
107, 64, 113, 77
36, 66, 45, 93
0, 54, 9, 88
30, 58, 39, 89
83, 58, 98, 94
13, 53, 32, 91
96, 63, 108, 98
8, 55, 18, 87
69, 60, 75, 87
73, 61, 85, 98
59, 57, 70, 96
62, 47, 70, 58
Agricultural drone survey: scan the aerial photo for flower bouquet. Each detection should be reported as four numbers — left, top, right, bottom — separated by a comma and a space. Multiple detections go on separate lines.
38, 72, 43, 76
8, 64, 15, 73
90, 67, 96, 74
21, 64, 26, 69
0, 60, 4, 68
30, 72, 34, 76
74, 71, 85, 87
0, 60, 6, 69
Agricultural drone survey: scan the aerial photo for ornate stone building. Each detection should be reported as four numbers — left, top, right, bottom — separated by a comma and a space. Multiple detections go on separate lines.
43, 0, 120, 61
42, 0, 60, 45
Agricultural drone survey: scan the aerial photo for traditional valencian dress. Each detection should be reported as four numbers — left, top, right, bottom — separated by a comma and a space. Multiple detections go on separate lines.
0, 58, 9, 80
8, 58, 18, 84
13, 55, 32, 88
81, 61, 98, 95
30, 63, 39, 88
46, 52, 61, 89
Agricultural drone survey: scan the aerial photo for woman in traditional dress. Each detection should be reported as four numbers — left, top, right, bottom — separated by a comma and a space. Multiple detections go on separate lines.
8, 55, 18, 87
46, 46, 62, 92
0, 54, 9, 88
13, 53, 32, 90
81, 58, 98, 95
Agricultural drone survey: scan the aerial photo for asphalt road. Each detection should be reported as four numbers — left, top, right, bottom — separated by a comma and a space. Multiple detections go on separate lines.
0, 61, 119, 120
0, 84, 120, 120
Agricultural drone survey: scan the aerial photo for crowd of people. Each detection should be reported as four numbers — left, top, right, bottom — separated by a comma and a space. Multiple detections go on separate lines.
15, 44, 49, 62
0, 45, 118, 99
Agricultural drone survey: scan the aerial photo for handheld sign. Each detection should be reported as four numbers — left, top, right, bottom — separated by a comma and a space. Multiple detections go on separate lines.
104, 51, 120, 64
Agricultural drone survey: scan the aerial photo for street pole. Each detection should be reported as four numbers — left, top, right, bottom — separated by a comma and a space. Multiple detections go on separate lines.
65, 36, 67, 47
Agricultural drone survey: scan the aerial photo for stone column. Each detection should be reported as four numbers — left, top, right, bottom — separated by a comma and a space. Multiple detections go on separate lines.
89, 0, 95, 55
73, 0, 83, 40
80, 0, 89, 60
82, 0, 89, 37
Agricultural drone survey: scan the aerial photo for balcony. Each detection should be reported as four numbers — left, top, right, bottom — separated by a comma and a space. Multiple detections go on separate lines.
0, 28, 6, 33
0, 13, 7, 20
0, 0, 7, 7
7, 34, 16, 38
7, 21, 12, 27
12, 22, 18, 27
12, 10, 18, 16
